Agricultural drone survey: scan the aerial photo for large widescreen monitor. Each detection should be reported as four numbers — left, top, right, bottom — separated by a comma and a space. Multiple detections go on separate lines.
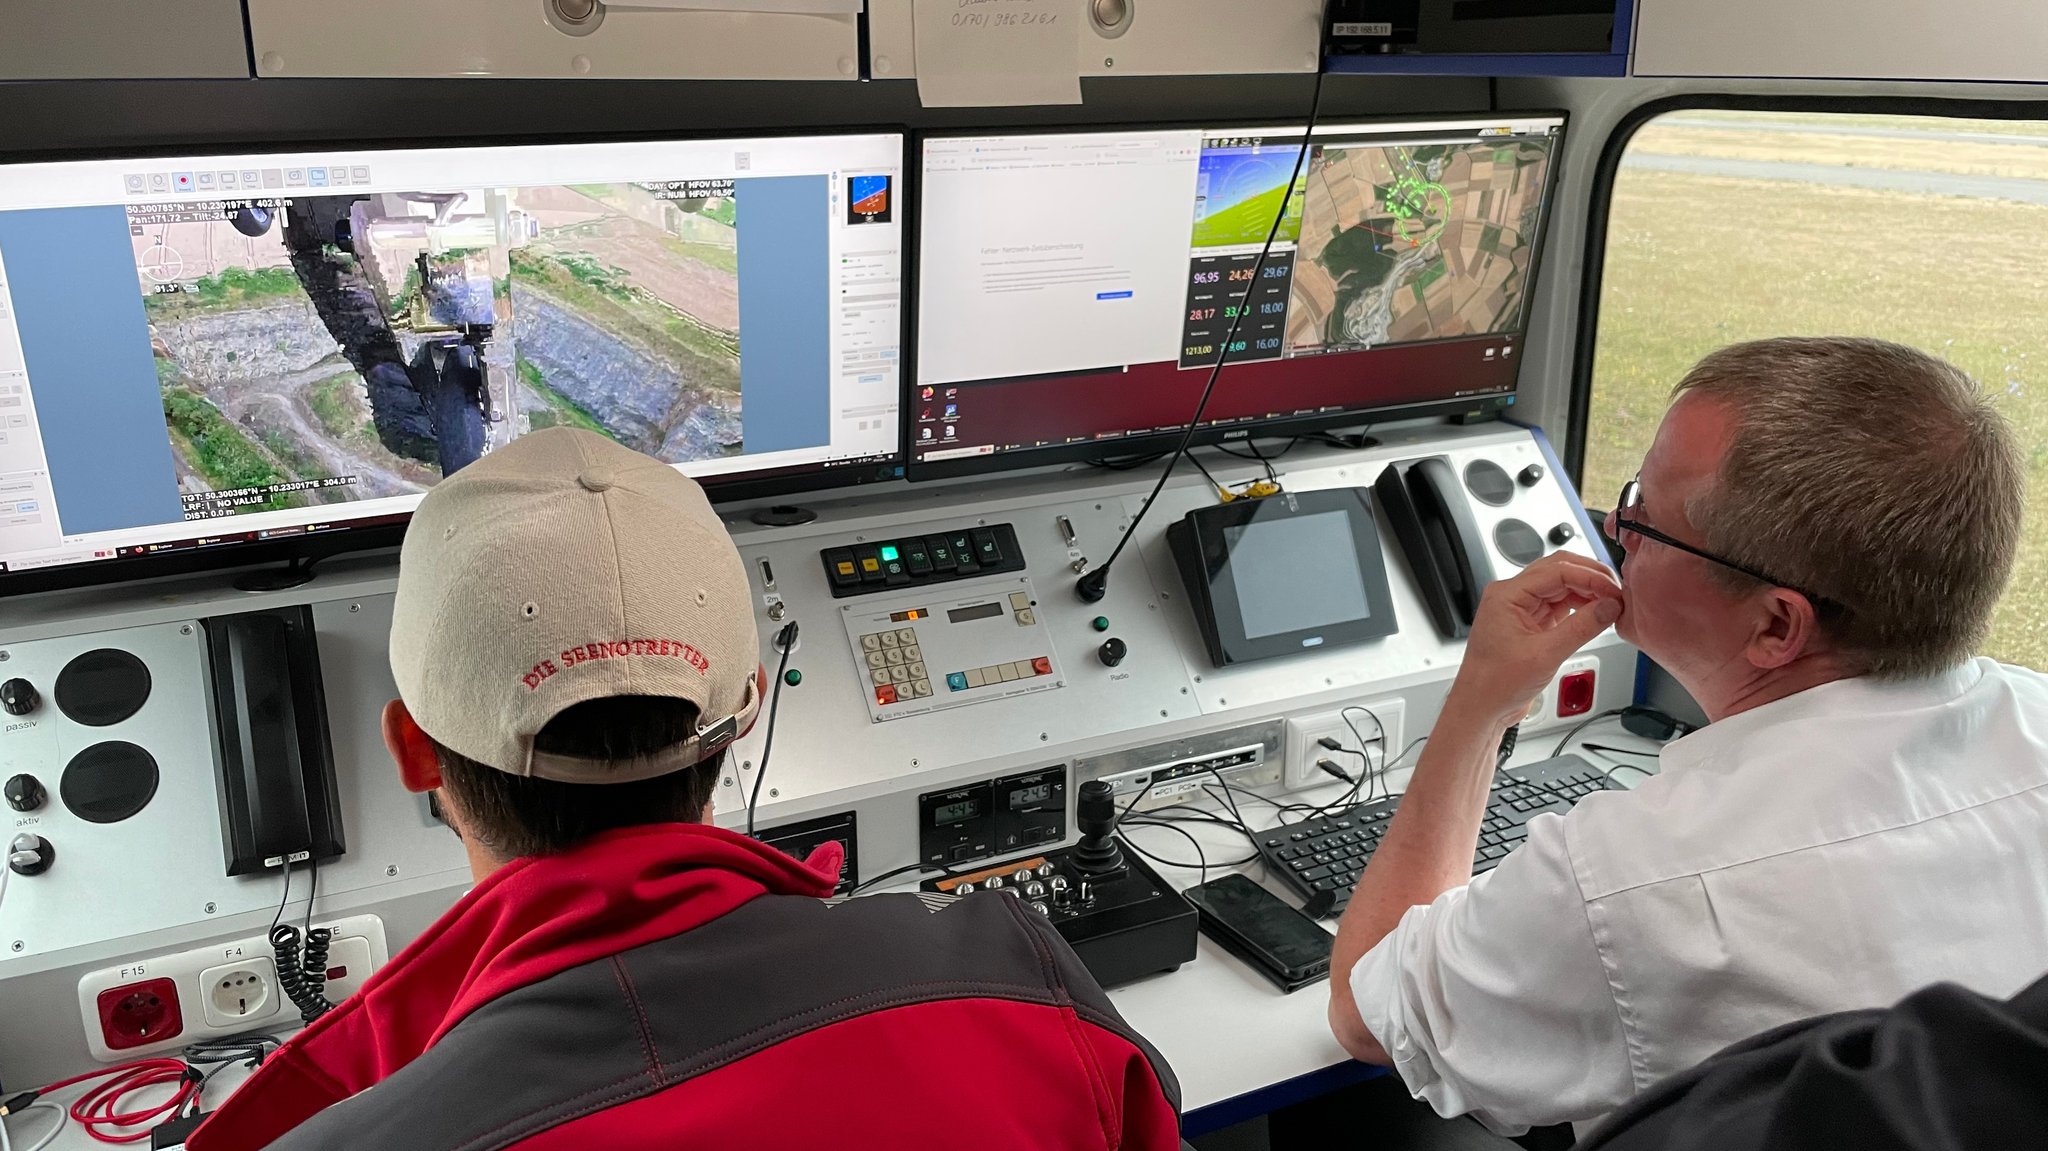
911, 114, 1564, 476
0, 131, 904, 592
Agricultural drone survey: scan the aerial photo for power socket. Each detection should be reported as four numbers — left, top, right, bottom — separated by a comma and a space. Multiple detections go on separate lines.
78, 914, 389, 1062
199, 956, 279, 1029
1523, 655, 1602, 732
1286, 699, 1405, 791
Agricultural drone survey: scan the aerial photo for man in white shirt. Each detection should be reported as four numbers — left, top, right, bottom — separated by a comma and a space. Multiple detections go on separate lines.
1327, 336, 2048, 1132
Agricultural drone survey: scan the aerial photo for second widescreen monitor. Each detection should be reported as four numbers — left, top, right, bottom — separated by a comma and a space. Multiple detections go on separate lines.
912, 114, 1566, 476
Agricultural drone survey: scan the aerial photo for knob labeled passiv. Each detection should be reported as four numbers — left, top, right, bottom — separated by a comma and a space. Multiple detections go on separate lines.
1098, 638, 1128, 668
4, 774, 44, 812
0, 678, 37, 716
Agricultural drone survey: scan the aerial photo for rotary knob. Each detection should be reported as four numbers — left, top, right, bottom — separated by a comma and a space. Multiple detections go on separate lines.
983, 875, 1004, 890
1023, 881, 1048, 899
1518, 464, 1546, 487
1035, 862, 1057, 878
1549, 523, 1578, 546
954, 882, 976, 896
4, 774, 44, 813
1098, 638, 1128, 668
0, 679, 38, 716
7, 832, 52, 876
1010, 868, 1033, 885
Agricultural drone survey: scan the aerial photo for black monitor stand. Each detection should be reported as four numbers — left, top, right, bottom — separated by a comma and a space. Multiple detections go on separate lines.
234, 555, 321, 592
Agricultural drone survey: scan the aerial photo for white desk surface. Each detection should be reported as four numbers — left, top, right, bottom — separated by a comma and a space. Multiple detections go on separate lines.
18, 740, 1665, 1150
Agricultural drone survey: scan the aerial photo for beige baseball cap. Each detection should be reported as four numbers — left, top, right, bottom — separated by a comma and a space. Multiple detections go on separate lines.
390, 427, 763, 783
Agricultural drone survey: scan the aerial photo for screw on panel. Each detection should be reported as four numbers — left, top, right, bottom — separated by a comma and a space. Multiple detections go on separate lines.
1160, 711, 1168, 718
769, 788, 780, 798
349, 604, 361, 613
386, 865, 399, 877
0, 652, 8, 661
722, 776, 735, 787
11, 941, 20, 952
204, 903, 217, 914
1180, 687, 1189, 694
180, 625, 192, 635
1040, 733, 1049, 742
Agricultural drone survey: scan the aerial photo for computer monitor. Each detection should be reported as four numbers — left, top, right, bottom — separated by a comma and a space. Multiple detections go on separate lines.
0, 130, 904, 594
910, 114, 1565, 476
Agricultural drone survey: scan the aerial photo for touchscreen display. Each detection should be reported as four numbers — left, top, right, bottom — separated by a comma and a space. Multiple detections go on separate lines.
1224, 511, 1374, 639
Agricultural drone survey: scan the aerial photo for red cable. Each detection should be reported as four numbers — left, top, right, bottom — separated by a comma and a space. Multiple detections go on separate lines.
36, 1059, 201, 1144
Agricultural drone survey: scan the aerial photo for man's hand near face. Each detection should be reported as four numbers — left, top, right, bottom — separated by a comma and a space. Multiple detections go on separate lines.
1328, 553, 1622, 1063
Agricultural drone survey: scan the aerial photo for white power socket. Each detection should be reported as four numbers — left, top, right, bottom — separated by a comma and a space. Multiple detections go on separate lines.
1285, 698, 1405, 791
78, 913, 389, 1062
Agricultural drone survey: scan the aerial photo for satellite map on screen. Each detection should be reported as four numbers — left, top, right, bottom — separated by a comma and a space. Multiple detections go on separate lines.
1287, 138, 1551, 354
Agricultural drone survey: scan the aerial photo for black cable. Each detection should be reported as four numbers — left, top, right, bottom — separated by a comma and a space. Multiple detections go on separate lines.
848, 862, 954, 895
747, 622, 799, 838
1185, 451, 1232, 500
302, 856, 318, 938
1596, 761, 1658, 786
183, 1034, 282, 1087
1119, 819, 1236, 889
1552, 708, 1627, 759
1582, 742, 1659, 759
1077, 69, 1331, 604
1341, 706, 1390, 803
267, 862, 293, 936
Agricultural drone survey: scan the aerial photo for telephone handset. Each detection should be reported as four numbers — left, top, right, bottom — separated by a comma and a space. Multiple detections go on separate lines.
1373, 457, 1497, 639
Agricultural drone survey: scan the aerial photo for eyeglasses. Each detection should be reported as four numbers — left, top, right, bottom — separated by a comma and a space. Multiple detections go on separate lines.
1612, 479, 1847, 615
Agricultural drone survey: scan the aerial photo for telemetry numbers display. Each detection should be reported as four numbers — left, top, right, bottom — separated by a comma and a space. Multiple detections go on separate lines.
1179, 250, 1295, 370
841, 576, 1064, 724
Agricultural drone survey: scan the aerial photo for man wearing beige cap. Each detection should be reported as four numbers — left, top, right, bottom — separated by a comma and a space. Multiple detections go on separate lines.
190, 427, 1183, 1151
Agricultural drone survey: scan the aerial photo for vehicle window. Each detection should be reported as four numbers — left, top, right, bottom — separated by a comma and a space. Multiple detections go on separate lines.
1585, 109, 2048, 669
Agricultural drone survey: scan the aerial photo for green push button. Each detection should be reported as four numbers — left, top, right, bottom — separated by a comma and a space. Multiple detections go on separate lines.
1092, 616, 1110, 632
879, 545, 900, 562
784, 669, 803, 687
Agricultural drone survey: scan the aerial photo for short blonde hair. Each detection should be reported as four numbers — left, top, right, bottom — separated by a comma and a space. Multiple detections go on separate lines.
1673, 337, 2022, 679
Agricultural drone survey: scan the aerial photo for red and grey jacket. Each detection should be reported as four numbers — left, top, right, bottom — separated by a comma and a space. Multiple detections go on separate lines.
189, 823, 1183, 1151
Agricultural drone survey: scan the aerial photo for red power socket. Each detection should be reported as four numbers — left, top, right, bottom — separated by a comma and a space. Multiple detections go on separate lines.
97, 978, 184, 1051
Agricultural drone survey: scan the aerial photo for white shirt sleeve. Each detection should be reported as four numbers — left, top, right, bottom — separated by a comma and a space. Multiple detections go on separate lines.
1345, 811, 1636, 1133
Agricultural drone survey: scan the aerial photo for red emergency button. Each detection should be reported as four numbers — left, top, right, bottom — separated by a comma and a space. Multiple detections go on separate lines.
1031, 656, 1053, 676
876, 684, 898, 706
1556, 670, 1596, 717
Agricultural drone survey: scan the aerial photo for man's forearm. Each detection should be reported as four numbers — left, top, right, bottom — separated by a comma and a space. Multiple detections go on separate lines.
1327, 692, 1512, 1062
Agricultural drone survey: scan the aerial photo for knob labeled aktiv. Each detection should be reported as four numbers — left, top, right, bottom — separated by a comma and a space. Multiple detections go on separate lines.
4, 774, 44, 812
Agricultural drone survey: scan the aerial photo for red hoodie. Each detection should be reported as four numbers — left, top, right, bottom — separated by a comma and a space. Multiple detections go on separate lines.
191, 823, 1183, 1151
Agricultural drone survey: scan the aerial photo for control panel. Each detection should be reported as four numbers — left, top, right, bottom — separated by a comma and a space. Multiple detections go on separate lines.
756, 811, 860, 894
841, 577, 1063, 721
0, 423, 1637, 1094
821, 523, 1027, 597
920, 765, 1069, 867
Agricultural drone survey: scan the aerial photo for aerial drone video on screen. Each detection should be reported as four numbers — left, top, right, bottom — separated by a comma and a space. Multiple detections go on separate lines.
131, 180, 742, 520
1287, 136, 1551, 354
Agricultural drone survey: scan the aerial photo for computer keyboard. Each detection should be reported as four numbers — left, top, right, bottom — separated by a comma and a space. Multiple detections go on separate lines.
1258, 754, 1617, 916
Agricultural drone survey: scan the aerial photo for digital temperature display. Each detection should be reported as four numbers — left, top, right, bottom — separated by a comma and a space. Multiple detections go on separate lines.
1009, 783, 1054, 809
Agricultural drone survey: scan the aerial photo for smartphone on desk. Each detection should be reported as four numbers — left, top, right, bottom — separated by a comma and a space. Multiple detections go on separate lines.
1184, 874, 1332, 993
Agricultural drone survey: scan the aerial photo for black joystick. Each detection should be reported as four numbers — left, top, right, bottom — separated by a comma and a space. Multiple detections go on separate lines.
1071, 780, 1128, 878
0, 678, 37, 716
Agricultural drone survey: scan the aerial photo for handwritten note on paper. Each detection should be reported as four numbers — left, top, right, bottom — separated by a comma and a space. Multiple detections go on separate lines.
914, 0, 1083, 108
